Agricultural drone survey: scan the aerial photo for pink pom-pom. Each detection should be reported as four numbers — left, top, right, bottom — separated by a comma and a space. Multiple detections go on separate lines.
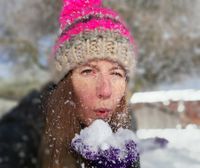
60, 0, 103, 30
62, 0, 102, 8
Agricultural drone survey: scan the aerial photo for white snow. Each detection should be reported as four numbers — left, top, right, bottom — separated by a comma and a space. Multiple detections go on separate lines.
72, 119, 138, 152
130, 89, 200, 103
137, 127, 200, 168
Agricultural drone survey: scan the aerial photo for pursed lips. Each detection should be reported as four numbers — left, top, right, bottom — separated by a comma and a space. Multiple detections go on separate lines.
94, 108, 112, 118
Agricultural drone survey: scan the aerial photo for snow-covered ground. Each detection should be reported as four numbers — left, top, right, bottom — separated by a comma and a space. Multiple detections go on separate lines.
130, 89, 200, 103
138, 127, 200, 168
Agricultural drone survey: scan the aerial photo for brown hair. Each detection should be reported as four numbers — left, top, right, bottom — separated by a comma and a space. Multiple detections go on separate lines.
39, 72, 131, 168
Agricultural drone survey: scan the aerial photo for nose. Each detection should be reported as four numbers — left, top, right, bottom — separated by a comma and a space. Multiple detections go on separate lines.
96, 74, 112, 99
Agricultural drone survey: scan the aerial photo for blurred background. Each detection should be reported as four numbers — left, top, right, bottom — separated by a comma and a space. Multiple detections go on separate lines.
0, 0, 200, 128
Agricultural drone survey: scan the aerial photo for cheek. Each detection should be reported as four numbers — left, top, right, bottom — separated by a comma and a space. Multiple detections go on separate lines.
73, 79, 96, 108
73, 82, 96, 125
76, 92, 96, 126
111, 80, 126, 103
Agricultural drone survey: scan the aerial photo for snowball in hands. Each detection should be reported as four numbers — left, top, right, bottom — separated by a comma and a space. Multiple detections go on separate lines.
71, 119, 139, 167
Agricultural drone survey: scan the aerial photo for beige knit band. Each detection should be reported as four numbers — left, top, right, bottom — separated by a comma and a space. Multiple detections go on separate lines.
50, 29, 136, 83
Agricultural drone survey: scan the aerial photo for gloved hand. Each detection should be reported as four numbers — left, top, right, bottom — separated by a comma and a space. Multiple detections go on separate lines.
71, 120, 140, 168
72, 138, 139, 168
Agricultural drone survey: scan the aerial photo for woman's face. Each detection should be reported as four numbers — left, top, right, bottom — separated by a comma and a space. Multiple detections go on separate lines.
71, 59, 127, 126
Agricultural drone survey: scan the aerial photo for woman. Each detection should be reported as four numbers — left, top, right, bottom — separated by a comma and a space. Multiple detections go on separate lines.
40, 0, 139, 167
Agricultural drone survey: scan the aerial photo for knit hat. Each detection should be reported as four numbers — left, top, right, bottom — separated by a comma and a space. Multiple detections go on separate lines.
49, 0, 137, 83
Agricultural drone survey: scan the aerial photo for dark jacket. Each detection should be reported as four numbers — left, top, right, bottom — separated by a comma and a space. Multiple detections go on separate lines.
0, 90, 44, 168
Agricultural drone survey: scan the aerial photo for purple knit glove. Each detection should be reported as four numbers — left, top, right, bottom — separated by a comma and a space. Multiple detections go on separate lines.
72, 138, 139, 167
71, 120, 139, 168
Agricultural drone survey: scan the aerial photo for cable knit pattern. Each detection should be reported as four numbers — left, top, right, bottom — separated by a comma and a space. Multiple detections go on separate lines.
49, 0, 137, 83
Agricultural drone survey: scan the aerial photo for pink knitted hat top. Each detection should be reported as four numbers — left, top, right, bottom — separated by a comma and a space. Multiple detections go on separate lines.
50, 0, 137, 83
